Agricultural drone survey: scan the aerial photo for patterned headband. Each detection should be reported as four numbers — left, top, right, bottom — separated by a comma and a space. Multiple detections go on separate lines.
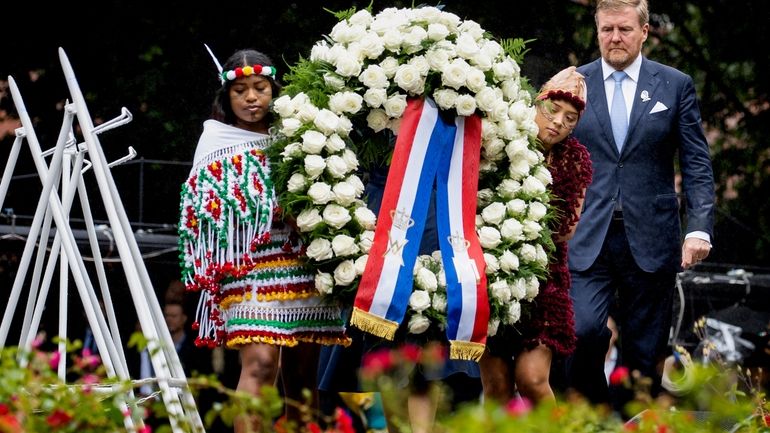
220, 65, 277, 83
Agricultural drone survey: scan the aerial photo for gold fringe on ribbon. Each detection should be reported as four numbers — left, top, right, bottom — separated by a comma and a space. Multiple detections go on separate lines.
350, 307, 398, 340
449, 339, 485, 362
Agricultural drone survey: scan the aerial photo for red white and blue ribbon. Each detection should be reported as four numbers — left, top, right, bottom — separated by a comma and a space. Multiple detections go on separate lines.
350, 97, 488, 360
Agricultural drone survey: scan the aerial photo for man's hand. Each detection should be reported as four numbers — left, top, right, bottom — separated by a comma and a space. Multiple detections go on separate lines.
681, 237, 712, 269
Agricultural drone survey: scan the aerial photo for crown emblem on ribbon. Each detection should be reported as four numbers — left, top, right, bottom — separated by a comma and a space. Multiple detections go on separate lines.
390, 208, 415, 231
448, 233, 471, 252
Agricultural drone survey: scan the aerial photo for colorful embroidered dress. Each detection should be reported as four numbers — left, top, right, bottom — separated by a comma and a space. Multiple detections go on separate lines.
179, 120, 349, 348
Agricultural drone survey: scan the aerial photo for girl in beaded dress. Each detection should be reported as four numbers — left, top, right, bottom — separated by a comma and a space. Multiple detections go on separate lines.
177, 48, 349, 431
479, 66, 594, 405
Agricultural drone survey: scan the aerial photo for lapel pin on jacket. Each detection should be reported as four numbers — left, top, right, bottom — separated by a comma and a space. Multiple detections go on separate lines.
640, 90, 651, 102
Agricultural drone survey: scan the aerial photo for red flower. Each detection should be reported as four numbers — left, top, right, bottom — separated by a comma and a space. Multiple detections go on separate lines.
505, 396, 532, 417
0, 404, 9, 416
401, 343, 421, 363
46, 409, 73, 428
609, 366, 630, 386
334, 407, 355, 433
361, 349, 393, 377
306, 421, 322, 433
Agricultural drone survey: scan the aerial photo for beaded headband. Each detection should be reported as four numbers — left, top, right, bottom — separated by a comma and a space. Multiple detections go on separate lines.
221, 65, 277, 83
204, 44, 277, 85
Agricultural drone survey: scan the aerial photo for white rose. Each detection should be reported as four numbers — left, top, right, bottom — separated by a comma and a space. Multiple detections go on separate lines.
522, 176, 547, 195
301, 130, 327, 154
506, 300, 521, 324
282, 142, 301, 161
326, 155, 350, 179
481, 202, 507, 226
306, 238, 333, 261
415, 267, 438, 292
506, 199, 527, 216
499, 250, 520, 272
383, 94, 408, 118
478, 226, 502, 249
490, 279, 512, 303
382, 29, 403, 52
476, 214, 484, 228
496, 179, 521, 198
425, 47, 451, 71
484, 253, 500, 274
272, 95, 295, 118
359, 65, 389, 89
431, 250, 442, 262
465, 68, 487, 93
523, 220, 543, 240
455, 94, 477, 116
334, 52, 362, 77
403, 26, 428, 53
482, 137, 505, 161
329, 92, 364, 115
510, 278, 527, 300
408, 314, 431, 334
475, 87, 499, 113
408, 290, 432, 313
349, 9, 373, 26
508, 100, 534, 124
287, 173, 307, 193
499, 119, 519, 140
323, 204, 352, 229
526, 276, 540, 300
341, 149, 359, 172
501, 79, 521, 101
280, 118, 302, 137
477, 188, 494, 206
394, 64, 424, 94
432, 293, 447, 313
519, 243, 538, 263
304, 155, 326, 179
326, 134, 347, 153
505, 137, 530, 159
535, 244, 549, 267
354, 206, 377, 230
500, 218, 524, 241
508, 159, 531, 180
427, 23, 450, 41
359, 32, 385, 59
363, 88, 388, 108
347, 174, 365, 195
487, 318, 500, 337
358, 230, 375, 253
323, 73, 345, 90
387, 117, 402, 135
492, 60, 515, 82
296, 208, 323, 232
310, 42, 331, 63
459, 19, 484, 40
525, 149, 541, 166
315, 272, 334, 295
314, 109, 340, 135
455, 33, 480, 59
337, 115, 353, 136
481, 118, 498, 141
534, 165, 553, 186
479, 159, 497, 173
354, 254, 369, 275
332, 234, 360, 257
330, 21, 353, 43
366, 109, 389, 132
471, 51, 493, 72
333, 181, 357, 206
334, 260, 357, 286
379, 56, 400, 78
491, 100, 510, 122
433, 88, 459, 111
296, 102, 320, 123
441, 59, 468, 90
527, 202, 548, 221
307, 182, 333, 204
408, 55, 430, 76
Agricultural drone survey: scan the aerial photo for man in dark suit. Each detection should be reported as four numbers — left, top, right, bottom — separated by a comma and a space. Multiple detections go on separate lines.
565, 0, 715, 406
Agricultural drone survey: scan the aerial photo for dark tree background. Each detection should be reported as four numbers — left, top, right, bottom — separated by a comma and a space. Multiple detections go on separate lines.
1, 0, 768, 269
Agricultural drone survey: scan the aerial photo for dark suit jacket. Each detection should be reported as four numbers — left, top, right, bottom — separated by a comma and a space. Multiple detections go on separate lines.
568, 57, 715, 273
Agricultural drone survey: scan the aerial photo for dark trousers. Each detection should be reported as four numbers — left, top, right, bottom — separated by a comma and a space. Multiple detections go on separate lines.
566, 215, 676, 407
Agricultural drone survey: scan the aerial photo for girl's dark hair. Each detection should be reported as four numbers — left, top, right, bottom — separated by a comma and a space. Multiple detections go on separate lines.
211, 49, 282, 125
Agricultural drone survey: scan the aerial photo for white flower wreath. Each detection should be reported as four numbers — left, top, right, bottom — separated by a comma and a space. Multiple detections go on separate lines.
269, 6, 555, 336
